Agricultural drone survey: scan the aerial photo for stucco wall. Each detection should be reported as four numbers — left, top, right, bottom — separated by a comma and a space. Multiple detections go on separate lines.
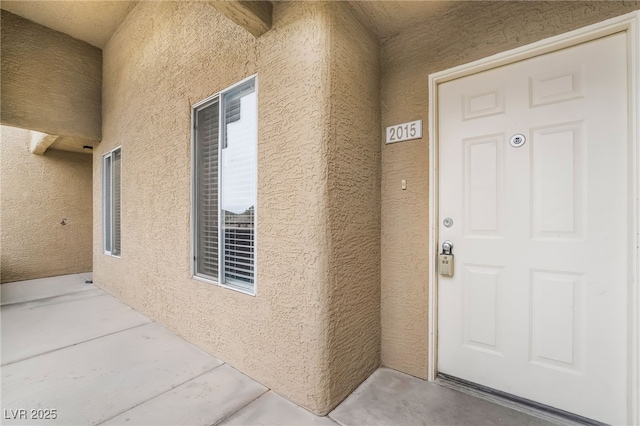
97, 1, 380, 414
1, 126, 93, 283
325, 2, 381, 406
380, 1, 640, 379
0, 10, 101, 141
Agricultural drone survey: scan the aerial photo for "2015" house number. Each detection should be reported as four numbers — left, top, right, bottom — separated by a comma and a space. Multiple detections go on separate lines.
386, 120, 422, 144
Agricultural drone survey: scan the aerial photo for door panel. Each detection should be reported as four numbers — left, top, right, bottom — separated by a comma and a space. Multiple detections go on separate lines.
463, 135, 503, 236
437, 33, 628, 424
531, 122, 584, 239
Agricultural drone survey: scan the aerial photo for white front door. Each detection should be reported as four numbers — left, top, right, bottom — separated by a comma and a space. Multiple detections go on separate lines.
437, 32, 629, 424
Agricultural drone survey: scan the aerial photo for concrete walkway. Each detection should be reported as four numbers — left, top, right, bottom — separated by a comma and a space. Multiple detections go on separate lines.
1, 274, 554, 426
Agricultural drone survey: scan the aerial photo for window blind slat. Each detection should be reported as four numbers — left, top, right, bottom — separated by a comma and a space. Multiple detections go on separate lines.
112, 149, 122, 256
103, 148, 121, 256
195, 100, 220, 278
103, 155, 112, 254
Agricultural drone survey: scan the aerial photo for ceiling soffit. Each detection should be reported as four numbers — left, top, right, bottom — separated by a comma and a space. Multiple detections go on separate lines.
0, 1, 136, 48
346, 1, 458, 40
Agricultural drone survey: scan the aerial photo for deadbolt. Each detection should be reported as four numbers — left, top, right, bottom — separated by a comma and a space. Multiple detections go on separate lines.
509, 133, 526, 148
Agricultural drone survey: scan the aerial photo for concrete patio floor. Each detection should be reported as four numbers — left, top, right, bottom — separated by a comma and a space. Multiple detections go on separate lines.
1, 274, 557, 425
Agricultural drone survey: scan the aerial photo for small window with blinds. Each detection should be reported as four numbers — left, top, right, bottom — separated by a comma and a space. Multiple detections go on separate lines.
103, 147, 122, 257
192, 76, 257, 294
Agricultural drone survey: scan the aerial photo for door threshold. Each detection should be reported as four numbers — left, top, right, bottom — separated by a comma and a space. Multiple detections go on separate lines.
435, 373, 606, 426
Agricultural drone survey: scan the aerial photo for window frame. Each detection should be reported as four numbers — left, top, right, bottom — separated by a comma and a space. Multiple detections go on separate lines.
103, 146, 122, 257
191, 75, 258, 296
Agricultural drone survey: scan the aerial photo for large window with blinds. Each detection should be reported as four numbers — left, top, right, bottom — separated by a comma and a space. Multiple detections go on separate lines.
192, 77, 257, 294
103, 147, 122, 257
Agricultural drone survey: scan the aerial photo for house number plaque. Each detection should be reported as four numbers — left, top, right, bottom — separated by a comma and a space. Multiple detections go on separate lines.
386, 120, 422, 144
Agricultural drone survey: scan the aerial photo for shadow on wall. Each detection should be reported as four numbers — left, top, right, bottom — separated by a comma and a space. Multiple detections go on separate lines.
0, 125, 93, 283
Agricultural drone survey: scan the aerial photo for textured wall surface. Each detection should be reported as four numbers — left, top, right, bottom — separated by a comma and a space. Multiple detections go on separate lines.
96, 1, 379, 414
1, 126, 93, 283
380, 1, 640, 379
325, 2, 381, 408
0, 10, 102, 141
0, 1, 136, 48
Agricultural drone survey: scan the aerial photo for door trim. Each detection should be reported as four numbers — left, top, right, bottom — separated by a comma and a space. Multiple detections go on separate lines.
427, 11, 640, 424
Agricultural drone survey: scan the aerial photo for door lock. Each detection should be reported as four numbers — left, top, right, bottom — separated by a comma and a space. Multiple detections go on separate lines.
439, 240, 454, 277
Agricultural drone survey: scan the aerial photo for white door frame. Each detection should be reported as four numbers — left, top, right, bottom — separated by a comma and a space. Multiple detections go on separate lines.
427, 11, 640, 424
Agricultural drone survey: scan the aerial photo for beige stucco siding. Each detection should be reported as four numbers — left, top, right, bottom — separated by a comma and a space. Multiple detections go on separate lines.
97, 1, 380, 414
380, 1, 640, 379
1, 126, 93, 283
0, 11, 101, 141
325, 2, 381, 406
